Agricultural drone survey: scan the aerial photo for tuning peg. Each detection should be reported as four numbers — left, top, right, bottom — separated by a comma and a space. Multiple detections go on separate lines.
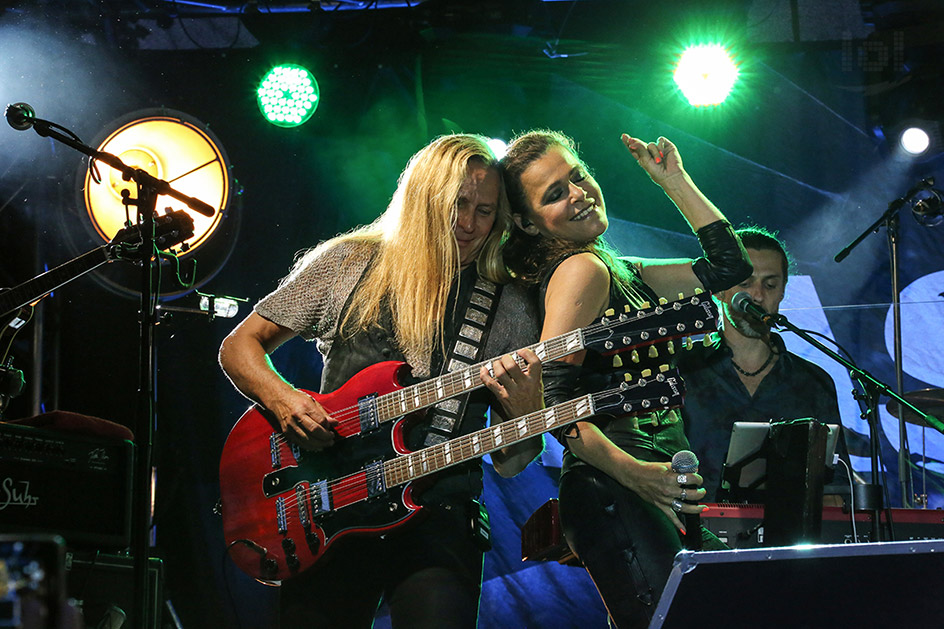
678, 292, 685, 301
641, 301, 651, 309
702, 333, 713, 346
630, 349, 640, 363
666, 340, 675, 355
648, 345, 659, 358
659, 364, 670, 373
604, 308, 615, 317
612, 354, 623, 368
623, 304, 632, 313
658, 297, 667, 305
694, 287, 704, 294
683, 337, 694, 350
641, 368, 652, 378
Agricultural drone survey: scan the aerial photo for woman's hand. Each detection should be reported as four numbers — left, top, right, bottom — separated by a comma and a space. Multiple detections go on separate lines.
618, 458, 707, 531
480, 348, 543, 420
621, 134, 685, 188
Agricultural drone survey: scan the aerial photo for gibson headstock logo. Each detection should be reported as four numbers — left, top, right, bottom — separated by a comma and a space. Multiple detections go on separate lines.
0, 477, 39, 510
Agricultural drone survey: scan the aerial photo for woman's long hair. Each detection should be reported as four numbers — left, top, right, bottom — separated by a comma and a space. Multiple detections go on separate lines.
500, 129, 644, 305
295, 134, 511, 358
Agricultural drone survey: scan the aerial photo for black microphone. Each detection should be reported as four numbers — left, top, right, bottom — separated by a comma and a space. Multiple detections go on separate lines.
4, 102, 35, 131
730, 291, 777, 325
671, 449, 702, 550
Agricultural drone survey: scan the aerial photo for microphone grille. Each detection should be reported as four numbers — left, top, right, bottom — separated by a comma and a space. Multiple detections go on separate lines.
671, 449, 699, 473
731, 291, 751, 314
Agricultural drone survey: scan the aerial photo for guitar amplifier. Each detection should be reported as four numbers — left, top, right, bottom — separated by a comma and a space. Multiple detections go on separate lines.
701, 503, 944, 547
66, 552, 163, 629
0, 420, 134, 549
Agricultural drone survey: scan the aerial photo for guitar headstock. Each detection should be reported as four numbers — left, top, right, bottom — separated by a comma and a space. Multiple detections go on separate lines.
583, 292, 718, 356
591, 364, 686, 418
108, 209, 196, 259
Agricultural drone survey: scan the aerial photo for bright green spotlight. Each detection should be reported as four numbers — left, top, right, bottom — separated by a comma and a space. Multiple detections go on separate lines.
673, 44, 739, 107
257, 64, 320, 128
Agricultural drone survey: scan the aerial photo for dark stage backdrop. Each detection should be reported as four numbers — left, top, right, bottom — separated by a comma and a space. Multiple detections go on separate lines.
1, 4, 943, 628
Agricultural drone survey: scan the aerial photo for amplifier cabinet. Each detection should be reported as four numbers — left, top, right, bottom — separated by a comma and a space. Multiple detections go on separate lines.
702, 503, 944, 547
0, 421, 134, 549
66, 552, 163, 629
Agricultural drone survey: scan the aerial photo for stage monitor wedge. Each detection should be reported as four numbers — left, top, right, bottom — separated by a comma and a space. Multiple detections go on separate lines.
650, 540, 944, 628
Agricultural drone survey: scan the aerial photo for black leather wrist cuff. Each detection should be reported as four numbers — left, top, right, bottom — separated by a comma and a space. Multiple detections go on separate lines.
691, 220, 753, 292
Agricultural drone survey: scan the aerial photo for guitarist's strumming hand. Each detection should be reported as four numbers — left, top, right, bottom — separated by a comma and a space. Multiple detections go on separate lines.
271, 387, 338, 451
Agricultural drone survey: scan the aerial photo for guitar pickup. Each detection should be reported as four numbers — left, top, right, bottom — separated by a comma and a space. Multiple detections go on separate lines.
358, 393, 380, 433
364, 460, 386, 499
309, 480, 331, 517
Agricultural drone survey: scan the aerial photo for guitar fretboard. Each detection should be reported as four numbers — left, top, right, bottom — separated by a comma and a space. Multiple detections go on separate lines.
371, 329, 584, 422
0, 247, 109, 316
383, 390, 599, 487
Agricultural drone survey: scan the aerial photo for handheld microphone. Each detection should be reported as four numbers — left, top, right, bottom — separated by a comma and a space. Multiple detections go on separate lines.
730, 291, 777, 325
4, 102, 35, 131
671, 449, 702, 550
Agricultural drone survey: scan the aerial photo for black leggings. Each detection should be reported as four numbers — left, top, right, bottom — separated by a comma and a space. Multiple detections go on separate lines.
279, 505, 483, 628
559, 465, 683, 629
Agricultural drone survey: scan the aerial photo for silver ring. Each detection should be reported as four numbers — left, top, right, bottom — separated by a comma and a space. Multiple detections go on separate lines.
680, 488, 688, 502
671, 499, 683, 513
676, 474, 688, 485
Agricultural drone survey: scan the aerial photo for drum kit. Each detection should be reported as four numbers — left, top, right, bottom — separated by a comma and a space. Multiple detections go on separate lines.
886, 388, 944, 427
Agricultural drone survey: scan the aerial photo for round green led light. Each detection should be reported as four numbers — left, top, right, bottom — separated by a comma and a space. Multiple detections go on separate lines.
256, 64, 320, 128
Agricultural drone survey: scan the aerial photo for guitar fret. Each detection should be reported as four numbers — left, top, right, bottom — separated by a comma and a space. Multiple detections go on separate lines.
543, 406, 557, 429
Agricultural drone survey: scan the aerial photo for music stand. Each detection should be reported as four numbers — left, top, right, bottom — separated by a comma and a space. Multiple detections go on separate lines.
719, 421, 840, 503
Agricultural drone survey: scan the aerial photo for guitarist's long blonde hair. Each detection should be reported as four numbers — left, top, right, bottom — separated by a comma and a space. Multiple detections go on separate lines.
301, 134, 512, 359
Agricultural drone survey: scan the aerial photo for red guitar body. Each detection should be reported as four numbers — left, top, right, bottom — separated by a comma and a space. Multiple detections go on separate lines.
219, 361, 425, 583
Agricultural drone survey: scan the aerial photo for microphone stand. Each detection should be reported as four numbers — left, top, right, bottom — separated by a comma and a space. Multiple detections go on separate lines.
758, 307, 943, 541
15, 111, 214, 628
834, 178, 935, 508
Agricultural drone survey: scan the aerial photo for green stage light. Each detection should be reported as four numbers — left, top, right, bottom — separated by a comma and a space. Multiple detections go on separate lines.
257, 64, 320, 127
673, 44, 739, 107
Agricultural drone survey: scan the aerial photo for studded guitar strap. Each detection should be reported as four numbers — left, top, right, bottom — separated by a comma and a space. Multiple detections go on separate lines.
423, 275, 503, 447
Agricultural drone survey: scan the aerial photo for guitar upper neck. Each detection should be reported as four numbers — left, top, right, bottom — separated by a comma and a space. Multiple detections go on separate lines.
372, 330, 582, 423
1, 247, 110, 316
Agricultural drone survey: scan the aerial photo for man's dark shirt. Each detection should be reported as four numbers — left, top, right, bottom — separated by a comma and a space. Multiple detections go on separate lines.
678, 332, 844, 502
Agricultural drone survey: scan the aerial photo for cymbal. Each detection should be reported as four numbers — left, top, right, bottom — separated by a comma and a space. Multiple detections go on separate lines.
886, 388, 944, 426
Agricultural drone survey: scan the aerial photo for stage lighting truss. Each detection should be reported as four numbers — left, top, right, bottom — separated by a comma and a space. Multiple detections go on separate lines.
82, 109, 232, 257
257, 64, 320, 127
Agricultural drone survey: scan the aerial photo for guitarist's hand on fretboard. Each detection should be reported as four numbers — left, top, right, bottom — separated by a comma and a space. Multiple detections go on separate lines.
480, 348, 544, 422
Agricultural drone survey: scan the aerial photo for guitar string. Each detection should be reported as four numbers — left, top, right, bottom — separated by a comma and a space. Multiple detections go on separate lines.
267, 296, 707, 448
273, 378, 677, 518
274, 392, 601, 518
276, 392, 687, 532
